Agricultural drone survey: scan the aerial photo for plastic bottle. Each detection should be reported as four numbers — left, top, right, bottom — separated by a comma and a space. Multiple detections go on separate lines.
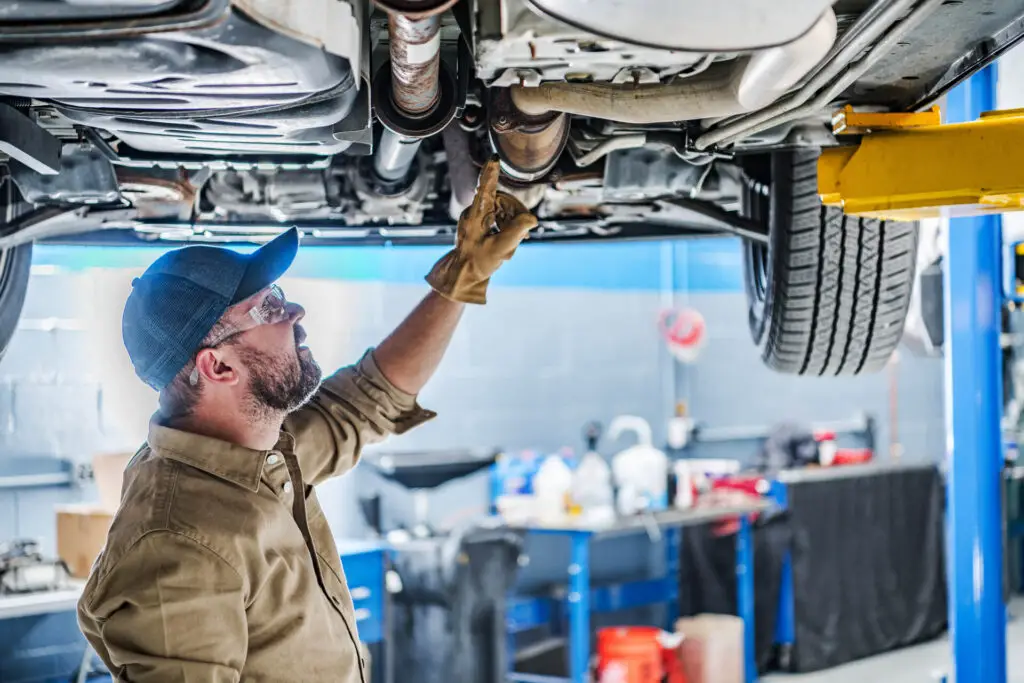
666, 401, 695, 453
609, 415, 669, 516
572, 422, 616, 524
673, 460, 695, 510
533, 453, 574, 524
815, 430, 837, 466
493, 450, 540, 497
493, 450, 544, 524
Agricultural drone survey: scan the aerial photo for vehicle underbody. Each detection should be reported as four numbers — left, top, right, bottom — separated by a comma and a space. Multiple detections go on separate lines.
0, 0, 1020, 373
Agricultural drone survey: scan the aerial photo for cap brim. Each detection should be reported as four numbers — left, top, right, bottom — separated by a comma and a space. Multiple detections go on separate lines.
232, 227, 300, 304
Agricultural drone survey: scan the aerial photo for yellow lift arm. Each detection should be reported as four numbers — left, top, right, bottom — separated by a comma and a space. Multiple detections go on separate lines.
818, 105, 1024, 220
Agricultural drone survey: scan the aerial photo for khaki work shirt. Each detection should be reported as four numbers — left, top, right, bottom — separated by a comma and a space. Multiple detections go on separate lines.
77, 350, 434, 682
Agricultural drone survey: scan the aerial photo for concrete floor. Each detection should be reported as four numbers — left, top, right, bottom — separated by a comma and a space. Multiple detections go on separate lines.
764, 599, 1024, 683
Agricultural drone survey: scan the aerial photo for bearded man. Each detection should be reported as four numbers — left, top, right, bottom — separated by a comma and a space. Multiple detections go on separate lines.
77, 159, 535, 682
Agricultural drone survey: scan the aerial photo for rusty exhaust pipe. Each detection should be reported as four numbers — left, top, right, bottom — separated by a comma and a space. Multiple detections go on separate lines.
388, 13, 441, 117
371, 0, 458, 192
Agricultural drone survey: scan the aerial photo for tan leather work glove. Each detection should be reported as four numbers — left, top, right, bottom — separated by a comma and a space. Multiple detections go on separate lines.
426, 157, 538, 304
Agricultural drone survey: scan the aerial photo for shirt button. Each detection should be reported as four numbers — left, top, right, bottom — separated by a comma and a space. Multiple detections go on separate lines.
267, 453, 280, 466
283, 481, 293, 494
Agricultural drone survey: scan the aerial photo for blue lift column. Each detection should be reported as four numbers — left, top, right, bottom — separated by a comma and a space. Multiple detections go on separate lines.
944, 62, 1007, 683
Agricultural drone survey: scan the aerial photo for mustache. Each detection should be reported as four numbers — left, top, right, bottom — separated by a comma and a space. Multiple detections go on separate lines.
294, 324, 307, 346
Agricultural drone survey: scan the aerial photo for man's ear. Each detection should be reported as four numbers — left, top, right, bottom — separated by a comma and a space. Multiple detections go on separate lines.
195, 348, 241, 386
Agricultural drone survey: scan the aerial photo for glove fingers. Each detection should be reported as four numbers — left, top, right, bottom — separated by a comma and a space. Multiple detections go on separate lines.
469, 157, 501, 223
494, 192, 530, 222
494, 192, 536, 243
491, 213, 538, 257
503, 212, 539, 236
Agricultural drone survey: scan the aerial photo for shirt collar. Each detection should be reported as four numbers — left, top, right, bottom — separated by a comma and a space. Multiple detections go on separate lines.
148, 420, 272, 492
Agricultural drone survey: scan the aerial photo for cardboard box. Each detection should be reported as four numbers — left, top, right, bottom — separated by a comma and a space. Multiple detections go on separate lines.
92, 451, 134, 511
673, 614, 744, 683
56, 505, 114, 579
55, 452, 132, 579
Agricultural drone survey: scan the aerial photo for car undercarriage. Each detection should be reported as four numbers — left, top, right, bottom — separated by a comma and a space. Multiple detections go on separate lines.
0, 0, 1020, 373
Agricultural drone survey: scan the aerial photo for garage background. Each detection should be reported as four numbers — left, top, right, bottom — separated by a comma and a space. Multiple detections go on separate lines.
0, 236, 944, 545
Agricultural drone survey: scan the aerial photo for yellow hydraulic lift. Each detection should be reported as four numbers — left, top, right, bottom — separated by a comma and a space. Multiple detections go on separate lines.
817, 104, 1024, 219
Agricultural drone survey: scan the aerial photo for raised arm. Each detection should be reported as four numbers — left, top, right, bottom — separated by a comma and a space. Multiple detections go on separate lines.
373, 291, 463, 395
284, 158, 536, 484
376, 157, 536, 393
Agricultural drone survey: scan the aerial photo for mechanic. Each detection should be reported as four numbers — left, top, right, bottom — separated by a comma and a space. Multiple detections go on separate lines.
76, 158, 536, 682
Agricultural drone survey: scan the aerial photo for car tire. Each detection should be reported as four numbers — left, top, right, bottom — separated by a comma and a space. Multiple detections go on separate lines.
0, 242, 31, 360
0, 179, 34, 361
740, 149, 918, 375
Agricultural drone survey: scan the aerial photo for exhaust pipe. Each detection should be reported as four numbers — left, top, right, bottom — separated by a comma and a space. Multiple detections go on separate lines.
372, 0, 458, 192
373, 131, 424, 183
508, 9, 837, 125
388, 13, 442, 117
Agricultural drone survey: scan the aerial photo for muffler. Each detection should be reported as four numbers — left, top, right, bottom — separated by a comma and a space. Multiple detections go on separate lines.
488, 89, 570, 182
508, 9, 837, 125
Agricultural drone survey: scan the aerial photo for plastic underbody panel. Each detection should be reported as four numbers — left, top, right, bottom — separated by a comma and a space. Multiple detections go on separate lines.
0, 5, 359, 157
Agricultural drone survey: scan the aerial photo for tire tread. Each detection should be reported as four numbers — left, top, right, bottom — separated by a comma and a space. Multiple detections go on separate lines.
742, 149, 918, 376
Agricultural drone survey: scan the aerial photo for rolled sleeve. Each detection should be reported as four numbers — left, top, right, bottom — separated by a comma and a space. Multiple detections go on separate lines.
78, 531, 247, 683
284, 348, 435, 485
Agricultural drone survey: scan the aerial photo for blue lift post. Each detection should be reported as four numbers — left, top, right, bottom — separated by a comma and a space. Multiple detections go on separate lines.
736, 516, 756, 681
944, 62, 1007, 683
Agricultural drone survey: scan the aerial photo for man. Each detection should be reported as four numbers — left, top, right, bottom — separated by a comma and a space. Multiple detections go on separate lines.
77, 159, 536, 682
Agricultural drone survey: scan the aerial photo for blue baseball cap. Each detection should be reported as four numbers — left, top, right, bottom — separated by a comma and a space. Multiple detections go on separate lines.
122, 228, 299, 390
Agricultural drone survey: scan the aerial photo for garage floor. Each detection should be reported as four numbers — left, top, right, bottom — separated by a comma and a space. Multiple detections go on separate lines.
764, 599, 1024, 683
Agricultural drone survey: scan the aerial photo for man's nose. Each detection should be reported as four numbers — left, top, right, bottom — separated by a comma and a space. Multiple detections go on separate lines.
286, 301, 305, 322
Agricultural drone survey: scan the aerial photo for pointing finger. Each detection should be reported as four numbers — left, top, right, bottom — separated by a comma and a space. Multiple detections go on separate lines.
470, 156, 501, 219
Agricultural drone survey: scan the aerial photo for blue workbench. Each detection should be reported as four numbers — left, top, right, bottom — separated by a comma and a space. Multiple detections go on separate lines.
502, 502, 770, 683
337, 540, 391, 683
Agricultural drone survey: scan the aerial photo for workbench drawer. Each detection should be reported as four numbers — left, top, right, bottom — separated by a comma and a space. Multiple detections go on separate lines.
341, 548, 385, 644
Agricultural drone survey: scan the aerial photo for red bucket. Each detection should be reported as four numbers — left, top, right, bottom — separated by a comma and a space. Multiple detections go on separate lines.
596, 627, 667, 683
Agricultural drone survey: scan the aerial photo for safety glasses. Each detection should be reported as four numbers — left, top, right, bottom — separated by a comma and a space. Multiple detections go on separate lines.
189, 284, 290, 386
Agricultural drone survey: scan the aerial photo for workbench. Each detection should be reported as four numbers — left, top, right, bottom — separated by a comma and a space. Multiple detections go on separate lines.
338, 540, 391, 683
680, 462, 947, 673
0, 584, 84, 620
503, 502, 772, 683
771, 462, 946, 670
0, 583, 90, 682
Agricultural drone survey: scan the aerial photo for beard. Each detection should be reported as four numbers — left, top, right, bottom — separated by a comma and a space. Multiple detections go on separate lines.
238, 331, 322, 417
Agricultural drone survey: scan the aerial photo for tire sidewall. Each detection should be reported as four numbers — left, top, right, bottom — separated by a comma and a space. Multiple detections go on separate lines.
0, 182, 34, 359
0, 242, 32, 358
740, 155, 780, 354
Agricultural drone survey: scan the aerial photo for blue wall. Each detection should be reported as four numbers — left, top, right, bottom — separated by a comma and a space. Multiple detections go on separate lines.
29, 237, 745, 292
